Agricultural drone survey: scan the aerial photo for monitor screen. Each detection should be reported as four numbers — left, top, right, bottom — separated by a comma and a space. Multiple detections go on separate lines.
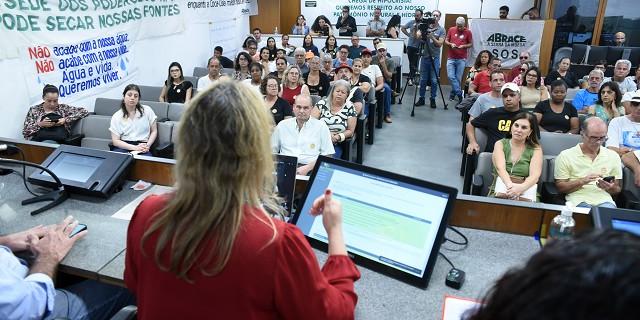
612, 219, 640, 236
294, 159, 454, 281
45, 152, 104, 183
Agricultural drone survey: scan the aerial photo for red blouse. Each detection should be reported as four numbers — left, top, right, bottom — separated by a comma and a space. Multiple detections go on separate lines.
281, 85, 303, 106
125, 194, 360, 320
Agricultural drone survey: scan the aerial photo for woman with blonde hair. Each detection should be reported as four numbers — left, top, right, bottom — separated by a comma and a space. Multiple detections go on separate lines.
279, 64, 310, 105
125, 80, 359, 319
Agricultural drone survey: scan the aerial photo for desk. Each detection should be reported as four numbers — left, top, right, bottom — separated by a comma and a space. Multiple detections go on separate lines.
0, 171, 540, 318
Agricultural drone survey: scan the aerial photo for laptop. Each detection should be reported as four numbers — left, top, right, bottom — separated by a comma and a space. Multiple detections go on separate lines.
274, 154, 297, 215
290, 156, 458, 289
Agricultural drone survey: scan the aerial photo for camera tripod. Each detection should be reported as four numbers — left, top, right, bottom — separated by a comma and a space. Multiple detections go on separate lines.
398, 42, 448, 116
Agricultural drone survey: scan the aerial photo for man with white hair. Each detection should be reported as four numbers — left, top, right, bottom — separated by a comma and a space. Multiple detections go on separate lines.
572, 69, 603, 113
604, 59, 636, 95
293, 47, 309, 75
444, 17, 473, 103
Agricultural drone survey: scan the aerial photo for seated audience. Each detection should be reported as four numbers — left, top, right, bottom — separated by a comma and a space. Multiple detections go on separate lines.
489, 112, 543, 201
468, 70, 505, 119
252, 28, 263, 46
333, 45, 353, 68
580, 61, 606, 88
110, 84, 158, 156
0, 216, 134, 319
276, 48, 287, 59
606, 91, 640, 155
262, 76, 293, 125
508, 51, 530, 82
160, 62, 193, 103
125, 80, 359, 319
265, 37, 277, 60
333, 63, 367, 116
604, 59, 636, 95
385, 15, 401, 39
511, 62, 544, 87
310, 15, 333, 37
371, 43, 396, 121
291, 15, 310, 35
322, 35, 338, 59
233, 52, 252, 80
242, 62, 263, 92
244, 38, 259, 61
280, 65, 310, 106
293, 47, 310, 75
622, 150, 640, 187
22, 84, 88, 141
197, 57, 226, 89
312, 80, 357, 158
258, 48, 276, 74
280, 35, 296, 56
213, 46, 234, 69
519, 66, 549, 110
321, 54, 335, 77
348, 35, 367, 59
272, 94, 334, 175
466, 83, 523, 154
346, 58, 370, 114
546, 57, 579, 88
534, 80, 579, 133
361, 49, 392, 119
304, 56, 331, 97
499, 5, 509, 19
269, 57, 288, 80
621, 69, 640, 111
587, 81, 624, 125
302, 34, 320, 57
470, 57, 501, 94
466, 50, 492, 91
554, 117, 622, 208
573, 69, 604, 113
468, 229, 640, 320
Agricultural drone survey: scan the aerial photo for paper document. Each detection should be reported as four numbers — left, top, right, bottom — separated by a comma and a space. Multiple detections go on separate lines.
111, 185, 174, 220
494, 177, 537, 201
442, 295, 481, 320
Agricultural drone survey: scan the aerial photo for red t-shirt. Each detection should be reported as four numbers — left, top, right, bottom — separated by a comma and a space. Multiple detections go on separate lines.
125, 194, 360, 320
472, 70, 492, 94
281, 85, 303, 106
446, 27, 473, 59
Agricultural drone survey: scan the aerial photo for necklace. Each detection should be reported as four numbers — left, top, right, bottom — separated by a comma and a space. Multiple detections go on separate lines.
509, 140, 525, 176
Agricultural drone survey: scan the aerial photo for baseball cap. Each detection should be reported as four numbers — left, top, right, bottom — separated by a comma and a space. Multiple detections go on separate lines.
360, 48, 372, 57
630, 90, 640, 103
304, 51, 315, 60
500, 82, 520, 94
334, 63, 353, 73
376, 42, 387, 50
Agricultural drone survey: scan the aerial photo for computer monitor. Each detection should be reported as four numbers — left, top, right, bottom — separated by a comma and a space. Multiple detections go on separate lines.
274, 154, 297, 215
29, 145, 133, 198
592, 206, 640, 236
291, 156, 458, 289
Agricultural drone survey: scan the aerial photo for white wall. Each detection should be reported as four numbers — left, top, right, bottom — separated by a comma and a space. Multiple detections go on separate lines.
435, 0, 533, 20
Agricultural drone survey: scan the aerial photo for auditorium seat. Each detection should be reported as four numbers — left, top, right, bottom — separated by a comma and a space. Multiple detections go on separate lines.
365, 88, 376, 145
471, 152, 493, 196
153, 122, 174, 158
193, 67, 208, 78
93, 98, 121, 116
462, 128, 489, 194
565, 88, 580, 101
222, 68, 235, 76
570, 44, 588, 64
285, 57, 295, 66
79, 116, 112, 151
184, 76, 198, 88
310, 95, 321, 106
167, 103, 185, 121
138, 85, 163, 102
140, 101, 170, 121
540, 157, 565, 205
539, 131, 581, 156
621, 167, 640, 209
587, 46, 608, 65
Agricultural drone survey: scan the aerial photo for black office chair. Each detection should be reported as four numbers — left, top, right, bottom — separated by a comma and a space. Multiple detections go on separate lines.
620, 167, 640, 209
571, 44, 589, 64
111, 306, 137, 320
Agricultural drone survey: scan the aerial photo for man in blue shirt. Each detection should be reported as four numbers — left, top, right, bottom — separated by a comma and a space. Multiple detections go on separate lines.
572, 69, 603, 113
0, 216, 134, 319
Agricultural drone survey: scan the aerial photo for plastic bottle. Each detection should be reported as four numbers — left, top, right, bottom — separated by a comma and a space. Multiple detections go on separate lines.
548, 201, 576, 241
274, 26, 279, 34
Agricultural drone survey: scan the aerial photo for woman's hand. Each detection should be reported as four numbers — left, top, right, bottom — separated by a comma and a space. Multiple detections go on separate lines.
310, 189, 346, 256
136, 143, 150, 153
506, 183, 526, 199
331, 133, 340, 143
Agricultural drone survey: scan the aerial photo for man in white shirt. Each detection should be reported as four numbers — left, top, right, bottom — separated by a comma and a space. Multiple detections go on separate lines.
197, 57, 226, 89
607, 91, 640, 156
604, 59, 636, 95
271, 94, 335, 175
360, 48, 385, 116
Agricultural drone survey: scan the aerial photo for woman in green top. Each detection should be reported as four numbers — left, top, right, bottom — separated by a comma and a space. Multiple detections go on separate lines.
489, 112, 543, 201
587, 81, 624, 124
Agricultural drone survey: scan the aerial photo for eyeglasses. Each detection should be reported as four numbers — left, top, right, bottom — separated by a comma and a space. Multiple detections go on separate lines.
378, 49, 386, 52
342, 10, 348, 13
238, 57, 247, 61
587, 135, 608, 142
520, 68, 526, 72
630, 101, 640, 106
340, 51, 348, 54
266, 84, 278, 88
519, 56, 528, 60
170, 69, 180, 72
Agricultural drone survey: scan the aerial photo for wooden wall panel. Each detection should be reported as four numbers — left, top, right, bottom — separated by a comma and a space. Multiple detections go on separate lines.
539, 19, 557, 74
280, 0, 300, 36
250, 0, 280, 34
450, 199, 544, 235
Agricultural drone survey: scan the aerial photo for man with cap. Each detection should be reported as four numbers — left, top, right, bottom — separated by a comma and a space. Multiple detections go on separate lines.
371, 43, 395, 122
607, 90, 640, 156
466, 83, 522, 154
444, 17, 473, 102
333, 63, 366, 115
361, 48, 392, 119
414, 14, 445, 109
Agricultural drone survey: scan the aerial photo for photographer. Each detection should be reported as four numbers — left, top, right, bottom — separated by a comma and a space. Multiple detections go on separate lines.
445, 17, 473, 103
415, 13, 445, 109
401, 9, 425, 86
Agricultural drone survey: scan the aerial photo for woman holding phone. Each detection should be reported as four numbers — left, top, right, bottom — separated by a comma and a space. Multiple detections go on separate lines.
125, 80, 359, 319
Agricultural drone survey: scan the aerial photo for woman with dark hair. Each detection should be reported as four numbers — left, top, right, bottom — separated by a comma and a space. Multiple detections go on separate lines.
587, 81, 625, 124
259, 47, 276, 74
489, 112, 543, 201
519, 66, 549, 110
159, 62, 193, 103
310, 15, 333, 37
242, 62, 264, 90
291, 14, 310, 35
312, 80, 357, 158
466, 50, 492, 89
534, 80, 579, 133
302, 34, 320, 57
265, 37, 277, 60
233, 52, 252, 80
304, 56, 331, 97
22, 84, 89, 141
262, 75, 293, 124
385, 15, 401, 39
125, 80, 359, 319
322, 35, 338, 59
546, 57, 579, 88
110, 84, 158, 156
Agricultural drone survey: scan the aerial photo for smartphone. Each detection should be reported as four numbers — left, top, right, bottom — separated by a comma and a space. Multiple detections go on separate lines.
602, 176, 615, 183
49, 118, 59, 123
69, 224, 87, 238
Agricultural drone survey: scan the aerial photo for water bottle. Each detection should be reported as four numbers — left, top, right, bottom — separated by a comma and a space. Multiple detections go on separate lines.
548, 202, 576, 241
274, 26, 279, 34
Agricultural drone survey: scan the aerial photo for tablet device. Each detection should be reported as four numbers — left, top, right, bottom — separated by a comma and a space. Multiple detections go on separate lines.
592, 206, 640, 236
290, 156, 458, 289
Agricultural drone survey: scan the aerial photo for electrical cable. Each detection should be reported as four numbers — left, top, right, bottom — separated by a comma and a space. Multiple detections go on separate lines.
444, 226, 469, 246
438, 252, 455, 269
17, 148, 40, 197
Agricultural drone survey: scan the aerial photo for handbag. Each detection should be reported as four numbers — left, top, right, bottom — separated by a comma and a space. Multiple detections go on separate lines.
493, 175, 537, 202
33, 113, 68, 142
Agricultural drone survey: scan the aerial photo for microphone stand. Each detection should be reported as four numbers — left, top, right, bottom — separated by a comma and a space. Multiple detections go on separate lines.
0, 158, 68, 216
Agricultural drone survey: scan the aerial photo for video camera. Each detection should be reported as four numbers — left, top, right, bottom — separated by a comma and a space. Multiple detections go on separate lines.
416, 12, 437, 41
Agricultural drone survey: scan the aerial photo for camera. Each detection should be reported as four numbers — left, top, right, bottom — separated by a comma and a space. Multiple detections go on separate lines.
416, 12, 436, 41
